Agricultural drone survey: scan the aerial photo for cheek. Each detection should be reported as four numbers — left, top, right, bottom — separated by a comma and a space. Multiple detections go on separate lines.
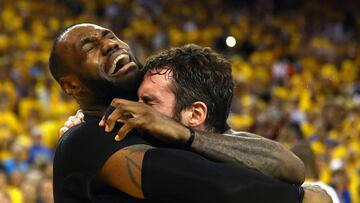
154, 103, 175, 118
82, 53, 102, 73
179, 110, 191, 125
153, 94, 176, 118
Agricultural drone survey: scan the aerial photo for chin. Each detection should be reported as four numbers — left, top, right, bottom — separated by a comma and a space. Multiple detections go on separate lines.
84, 70, 143, 105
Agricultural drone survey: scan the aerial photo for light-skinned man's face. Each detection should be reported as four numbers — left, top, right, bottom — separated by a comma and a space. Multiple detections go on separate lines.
137, 67, 194, 126
56, 23, 143, 104
137, 68, 176, 118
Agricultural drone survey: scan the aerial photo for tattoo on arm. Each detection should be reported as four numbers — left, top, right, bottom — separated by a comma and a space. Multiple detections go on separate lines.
125, 144, 153, 154
122, 144, 154, 193
191, 131, 282, 179
125, 156, 142, 191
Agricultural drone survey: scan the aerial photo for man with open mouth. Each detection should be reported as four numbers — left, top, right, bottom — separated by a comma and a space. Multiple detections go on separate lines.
50, 23, 331, 203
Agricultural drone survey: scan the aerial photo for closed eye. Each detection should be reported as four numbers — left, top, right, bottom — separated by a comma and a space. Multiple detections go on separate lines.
106, 33, 115, 39
141, 95, 156, 106
102, 30, 115, 39
82, 43, 94, 52
80, 36, 96, 52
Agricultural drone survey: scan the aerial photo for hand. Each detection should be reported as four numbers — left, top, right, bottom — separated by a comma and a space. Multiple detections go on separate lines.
99, 98, 190, 143
302, 185, 332, 203
59, 110, 84, 137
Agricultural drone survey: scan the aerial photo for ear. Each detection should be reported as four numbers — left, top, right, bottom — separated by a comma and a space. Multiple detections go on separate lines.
59, 75, 82, 96
182, 101, 208, 130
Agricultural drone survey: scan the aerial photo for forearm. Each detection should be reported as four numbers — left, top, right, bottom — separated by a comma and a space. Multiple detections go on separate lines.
190, 130, 305, 184
99, 99, 304, 184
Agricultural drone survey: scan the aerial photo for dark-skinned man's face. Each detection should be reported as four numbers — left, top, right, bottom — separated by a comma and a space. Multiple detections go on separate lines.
56, 23, 143, 105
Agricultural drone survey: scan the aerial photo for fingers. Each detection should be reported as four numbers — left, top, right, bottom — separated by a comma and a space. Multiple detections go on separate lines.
64, 116, 82, 127
100, 105, 116, 129
110, 98, 147, 115
102, 105, 116, 121
100, 98, 146, 131
99, 99, 126, 128
59, 110, 85, 137
64, 119, 73, 128
114, 118, 137, 141
104, 107, 126, 132
99, 119, 105, 127
60, 116, 81, 136
73, 117, 82, 125
110, 98, 134, 107
75, 110, 85, 122
59, 127, 69, 137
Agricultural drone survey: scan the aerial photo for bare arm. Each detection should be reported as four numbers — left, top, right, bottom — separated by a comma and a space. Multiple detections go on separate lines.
102, 98, 305, 184
190, 129, 305, 184
97, 144, 153, 198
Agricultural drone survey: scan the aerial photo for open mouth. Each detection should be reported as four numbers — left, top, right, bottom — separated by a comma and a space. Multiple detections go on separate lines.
108, 54, 131, 76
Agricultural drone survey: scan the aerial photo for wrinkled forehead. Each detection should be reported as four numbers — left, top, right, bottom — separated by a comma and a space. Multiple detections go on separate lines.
59, 23, 105, 42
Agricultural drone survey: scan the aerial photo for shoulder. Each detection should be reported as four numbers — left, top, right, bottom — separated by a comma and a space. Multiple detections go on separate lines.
58, 119, 113, 145
223, 128, 262, 138
55, 118, 153, 170
56, 120, 104, 156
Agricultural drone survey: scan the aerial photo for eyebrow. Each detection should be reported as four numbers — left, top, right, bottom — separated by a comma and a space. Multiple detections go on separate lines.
101, 29, 111, 37
79, 30, 112, 48
79, 36, 97, 48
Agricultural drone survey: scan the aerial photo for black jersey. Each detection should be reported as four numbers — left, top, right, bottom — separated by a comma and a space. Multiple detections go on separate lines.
53, 115, 150, 202
53, 115, 302, 203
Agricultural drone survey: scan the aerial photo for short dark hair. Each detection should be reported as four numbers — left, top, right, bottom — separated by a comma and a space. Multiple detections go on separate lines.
143, 44, 234, 133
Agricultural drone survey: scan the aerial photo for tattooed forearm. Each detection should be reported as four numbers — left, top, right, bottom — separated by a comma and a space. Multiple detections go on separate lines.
190, 130, 304, 184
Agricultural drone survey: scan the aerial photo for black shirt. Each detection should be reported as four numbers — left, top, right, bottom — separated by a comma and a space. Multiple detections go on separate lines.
53, 115, 302, 203
53, 115, 149, 202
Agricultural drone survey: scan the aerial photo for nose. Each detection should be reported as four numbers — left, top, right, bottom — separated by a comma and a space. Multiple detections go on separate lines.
100, 39, 119, 56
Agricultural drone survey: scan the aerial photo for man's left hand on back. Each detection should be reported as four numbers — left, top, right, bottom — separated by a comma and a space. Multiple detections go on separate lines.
59, 110, 84, 137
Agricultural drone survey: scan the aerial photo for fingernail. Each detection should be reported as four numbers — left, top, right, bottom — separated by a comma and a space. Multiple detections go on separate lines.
117, 119, 125, 123
105, 125, 109, 132
99, 120, 104, 126
115, 135, 121, 141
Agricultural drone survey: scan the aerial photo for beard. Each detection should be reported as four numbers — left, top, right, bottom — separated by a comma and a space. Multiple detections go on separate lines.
79, 67, 144, 106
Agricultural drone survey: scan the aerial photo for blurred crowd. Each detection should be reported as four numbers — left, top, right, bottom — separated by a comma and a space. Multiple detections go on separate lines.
0, 0, 359, 202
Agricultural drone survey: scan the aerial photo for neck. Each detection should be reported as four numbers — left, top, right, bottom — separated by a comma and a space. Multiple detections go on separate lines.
197, 124, 207, 132
80, 104, 107, 117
